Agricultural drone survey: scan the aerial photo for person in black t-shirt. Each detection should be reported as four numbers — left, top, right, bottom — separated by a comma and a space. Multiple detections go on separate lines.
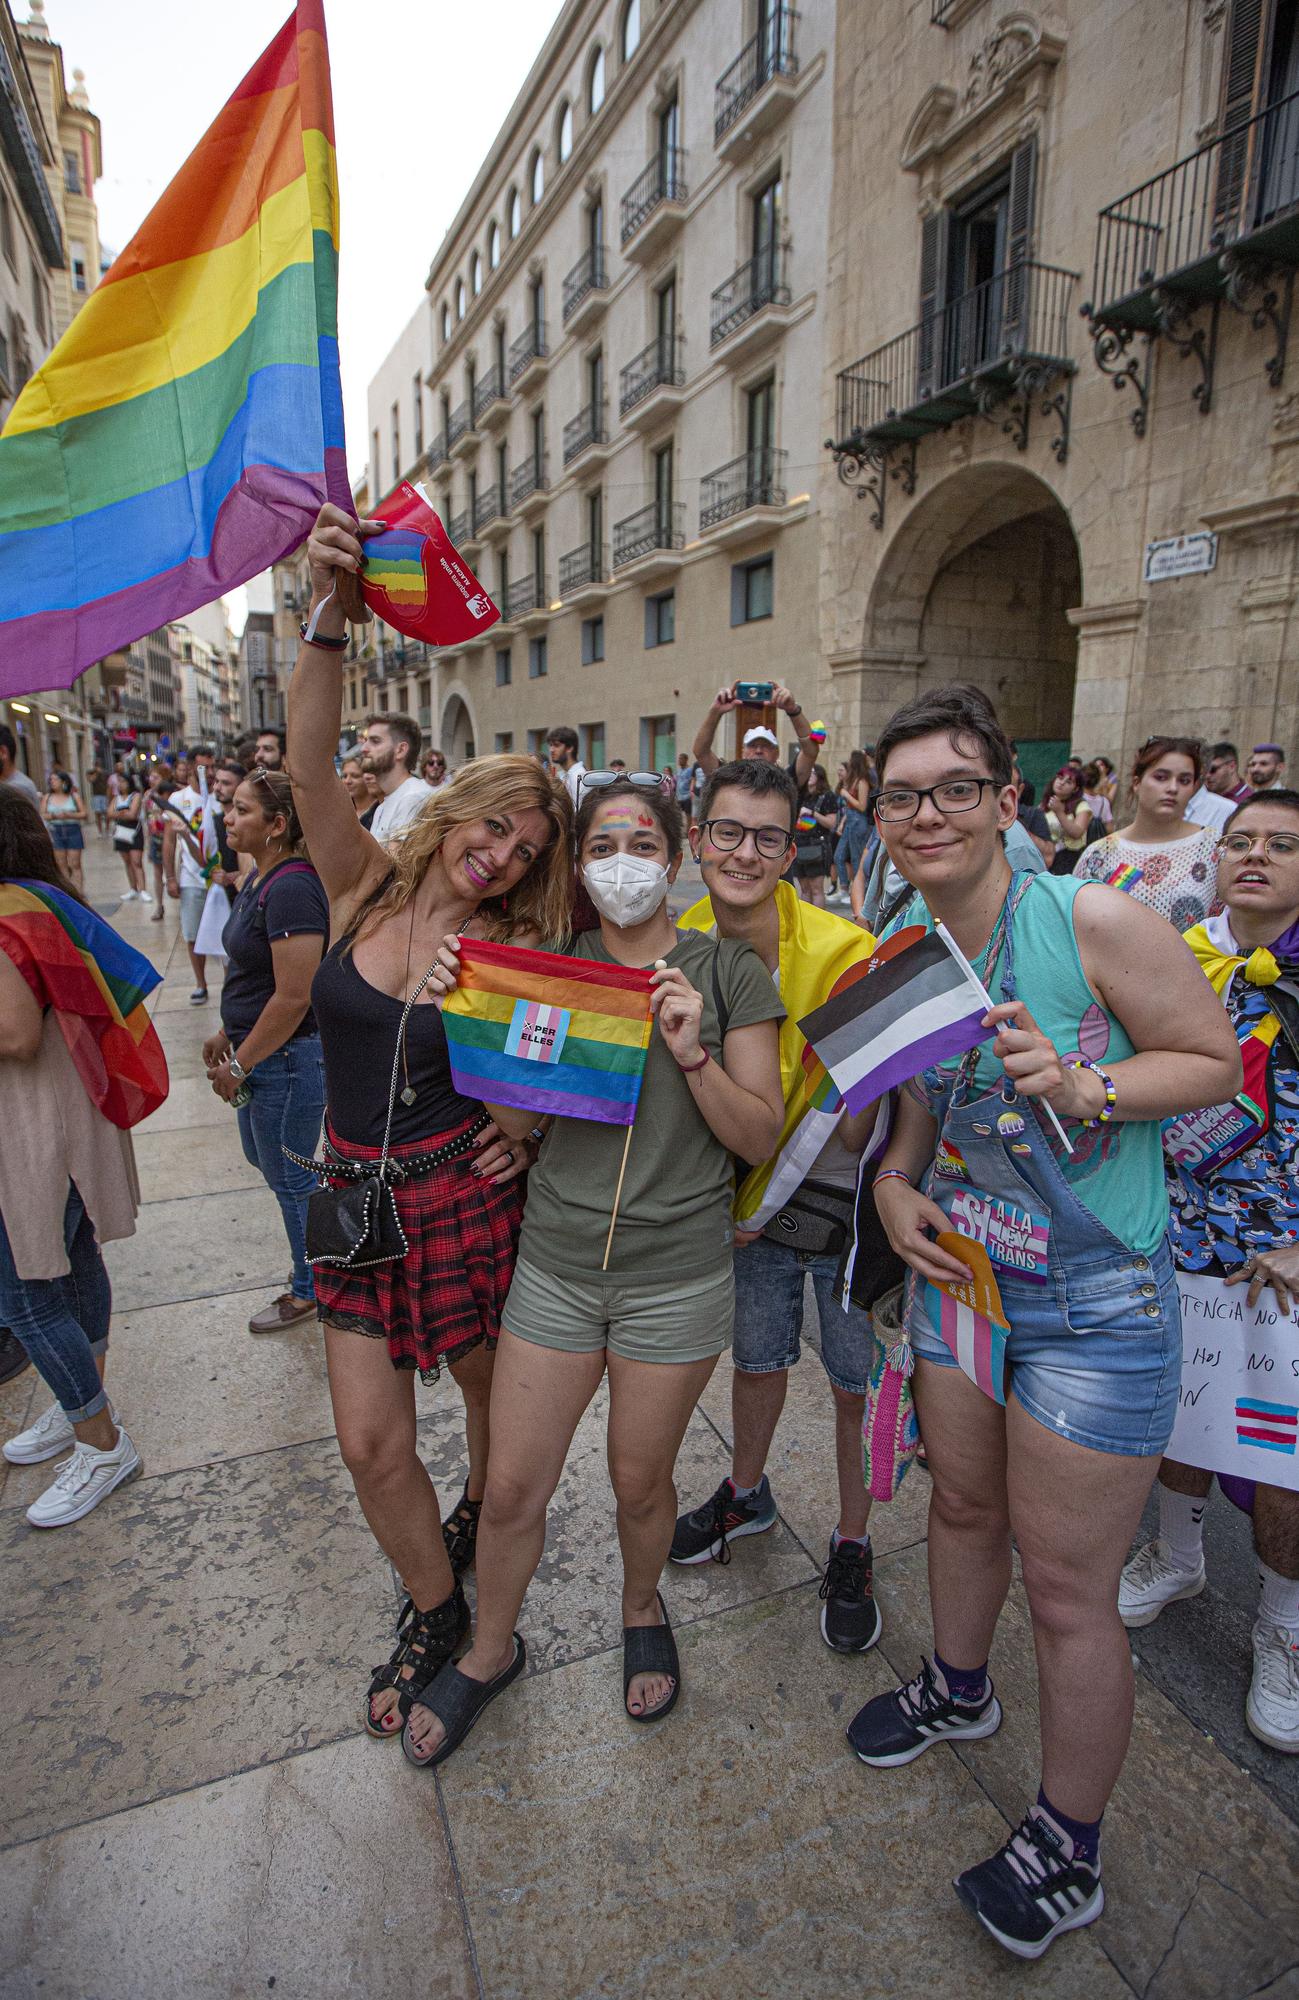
202, 770, 330, 1335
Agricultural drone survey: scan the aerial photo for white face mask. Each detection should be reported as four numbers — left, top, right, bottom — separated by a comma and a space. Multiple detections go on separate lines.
582, 852, 669, 927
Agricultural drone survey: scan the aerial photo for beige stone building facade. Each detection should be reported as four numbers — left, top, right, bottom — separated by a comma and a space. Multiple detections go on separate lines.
821, 0, 1298, 801
368, 0, 835, 773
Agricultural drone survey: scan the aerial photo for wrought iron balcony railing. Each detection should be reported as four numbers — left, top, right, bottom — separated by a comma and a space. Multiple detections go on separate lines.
612, 499, 685, 569
448, 400, 473, 447
474, 483, 505, 534
473, 365, 506, 423
931, 0, 960, 21
828, 259, 1077, 527
505, 572, 546, 620
508, 321, 548, 383
1083, 85, 1299, 424
714, 6, 799, 143
559, 544, 606, 597
509, 451, 548, 506
619, 333, 684, 416
563, 400, 608, 465
562, 244, 608, 321
427, 431, 448, 472
699, 447, 788, 530
620, 147, 688, 246
710, 246, 791, 347
448, 508, 471, 546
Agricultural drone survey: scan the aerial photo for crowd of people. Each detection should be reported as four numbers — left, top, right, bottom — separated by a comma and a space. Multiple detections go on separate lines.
0, 498, 1294, 1963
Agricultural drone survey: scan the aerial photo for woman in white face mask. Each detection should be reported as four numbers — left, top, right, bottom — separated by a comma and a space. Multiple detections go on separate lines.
406, 777, 786, 1767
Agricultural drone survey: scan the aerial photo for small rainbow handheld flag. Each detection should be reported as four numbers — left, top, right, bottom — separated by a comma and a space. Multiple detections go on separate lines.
0, 882, 168, 1127
0, 1, 346, 689
442, 939, 653, 1125
1105, 861, 1144, 894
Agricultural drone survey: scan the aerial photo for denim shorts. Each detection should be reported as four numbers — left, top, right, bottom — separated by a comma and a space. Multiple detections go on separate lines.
49, 822, 84, 851
908, 1237, 1183, 1457
503, 1254, 734, 1366
732, 1236, 875, 1396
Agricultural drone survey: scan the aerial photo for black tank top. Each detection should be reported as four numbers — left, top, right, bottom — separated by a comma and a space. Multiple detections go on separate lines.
311, 941, 484, 1146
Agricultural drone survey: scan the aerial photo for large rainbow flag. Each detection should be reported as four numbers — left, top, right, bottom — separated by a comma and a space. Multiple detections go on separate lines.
442, 939, 654, 1126
0, 882, 168, 1127
0, 1, 346, 690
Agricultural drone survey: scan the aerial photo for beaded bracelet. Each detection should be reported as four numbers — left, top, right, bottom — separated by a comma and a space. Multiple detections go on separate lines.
873, 1168, 913, 1190
1065, 1056, 1117, 1126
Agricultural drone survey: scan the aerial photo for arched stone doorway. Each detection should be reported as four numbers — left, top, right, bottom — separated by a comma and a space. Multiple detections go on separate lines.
861, 464, 1082, 801
440, 689, 477, 766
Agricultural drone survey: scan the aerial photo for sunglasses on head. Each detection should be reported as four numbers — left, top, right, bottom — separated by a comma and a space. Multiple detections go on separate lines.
579, 770, 666, 796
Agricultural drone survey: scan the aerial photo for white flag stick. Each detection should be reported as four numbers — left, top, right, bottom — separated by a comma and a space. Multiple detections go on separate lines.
934, 922, 1074, 1156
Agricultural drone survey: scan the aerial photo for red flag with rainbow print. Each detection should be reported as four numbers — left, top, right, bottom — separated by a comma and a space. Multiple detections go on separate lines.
360, 481, 501, 647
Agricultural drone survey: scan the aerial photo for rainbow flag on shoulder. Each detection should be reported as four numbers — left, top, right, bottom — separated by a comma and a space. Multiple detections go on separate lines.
442, 940, 654, 1126
0, 882, 168, 1127
0, 2, 346, 689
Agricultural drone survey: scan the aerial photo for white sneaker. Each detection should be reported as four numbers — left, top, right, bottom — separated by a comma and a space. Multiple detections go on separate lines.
1118, 1537, 1206, 1628
118, 889, 137, 902
4, 1399, 75, 1464
1246, 1621, 1299, 1753
25, 1426, 141, 1528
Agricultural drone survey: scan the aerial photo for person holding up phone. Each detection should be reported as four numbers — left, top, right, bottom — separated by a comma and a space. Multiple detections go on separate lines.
691, 682, 818, 789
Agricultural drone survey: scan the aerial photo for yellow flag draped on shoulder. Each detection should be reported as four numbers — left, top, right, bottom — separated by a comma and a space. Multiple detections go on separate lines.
680, 878, 876, 1226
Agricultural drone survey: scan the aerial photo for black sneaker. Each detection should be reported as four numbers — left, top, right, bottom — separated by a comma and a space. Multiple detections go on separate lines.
954, 1808, 1103, 1960
847, 1657, 1001, 1766
819, 1535, 882, 1652
669, 1475, 777, 1565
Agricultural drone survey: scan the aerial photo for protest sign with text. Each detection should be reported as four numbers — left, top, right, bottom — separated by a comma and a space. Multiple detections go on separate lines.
1170, 1270, 1299, 1492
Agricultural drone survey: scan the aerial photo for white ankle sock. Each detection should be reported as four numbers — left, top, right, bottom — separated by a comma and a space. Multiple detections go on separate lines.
1157, 1486, 1206, 1571
1258, 1562, 1299, 1640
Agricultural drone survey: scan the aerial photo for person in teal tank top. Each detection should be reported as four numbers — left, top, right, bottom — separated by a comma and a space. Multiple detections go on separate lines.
846, 685, 1241, 1962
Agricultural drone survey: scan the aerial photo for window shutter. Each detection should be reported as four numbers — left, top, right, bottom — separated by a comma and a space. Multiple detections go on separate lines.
1002, 135, 1038, 348
916, 208, 949, 398
1215, 0, 1268, 231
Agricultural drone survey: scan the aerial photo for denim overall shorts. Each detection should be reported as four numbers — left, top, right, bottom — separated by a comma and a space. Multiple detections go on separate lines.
904, 878, 1182, 1458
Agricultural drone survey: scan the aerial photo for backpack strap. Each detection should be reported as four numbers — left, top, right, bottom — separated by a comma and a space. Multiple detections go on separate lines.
255, 859, 316, 909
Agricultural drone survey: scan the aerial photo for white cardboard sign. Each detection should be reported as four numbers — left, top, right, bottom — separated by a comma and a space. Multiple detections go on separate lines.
1169, 1270, 1299, 1492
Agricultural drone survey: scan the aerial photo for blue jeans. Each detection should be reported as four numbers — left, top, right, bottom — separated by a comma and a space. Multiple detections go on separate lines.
236, 1035, 326, 1302
732, 1237, 875, 1396
0, 1184, 112, 1419
842, 809, 872, 876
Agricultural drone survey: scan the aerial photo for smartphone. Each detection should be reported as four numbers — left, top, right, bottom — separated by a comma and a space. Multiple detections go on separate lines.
734, 681, 774, 705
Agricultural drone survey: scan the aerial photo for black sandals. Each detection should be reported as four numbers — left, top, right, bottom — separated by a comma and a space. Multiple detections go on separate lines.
441, 1485, 483, 1578
363, 1583, 469, 1739
401, 1633, 527, 1768
623, 1592, 680, 1724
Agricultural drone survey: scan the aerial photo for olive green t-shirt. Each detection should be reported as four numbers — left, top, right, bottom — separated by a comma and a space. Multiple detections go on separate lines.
517, 928, 785, 1281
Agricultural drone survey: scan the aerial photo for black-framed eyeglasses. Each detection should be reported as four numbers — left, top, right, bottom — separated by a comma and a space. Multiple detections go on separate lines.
871, 778, 1000, 823
580, 770, 665, 796
698, 817, 794, 859
1218, 831, 1299, 862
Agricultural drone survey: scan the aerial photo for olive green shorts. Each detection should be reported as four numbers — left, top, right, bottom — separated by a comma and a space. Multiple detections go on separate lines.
501, 1255, 734, 1366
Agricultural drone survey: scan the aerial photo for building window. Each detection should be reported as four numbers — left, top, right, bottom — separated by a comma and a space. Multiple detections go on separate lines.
0, 188, 14, 268
471, 250, 482, 295
455, 278, 466, 319
652, 439, 675, 532
488, 220, 501, 270
588, 44, 606, 114
530, 148, 545, 208
70, 240, 88, 294
558, 104, 574, 167
390, 402, 400, 480
752, 170, 782, 293
622, 0, 641, 62
372, 427, 381, 494
62, 148, 81, 195
582, 615, 605, 665
529, 635, 548, 678
441, 301, 451, 341
412, 375, 424, 456
528, 728, 548, 760
495, 648, 512, 686
582, 722, 607, 768
746, 374, 775, 456
495, 731, 514, 753
508, 185, 522, 237
731, 554, 774, 626
30, 260, 46, 344
645, 589, 675, 649
641, 714, 674, 770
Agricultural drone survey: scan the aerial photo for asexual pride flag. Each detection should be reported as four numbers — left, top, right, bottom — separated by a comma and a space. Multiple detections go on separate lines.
797, 923, 990, 1112
442, 939, 653, 1125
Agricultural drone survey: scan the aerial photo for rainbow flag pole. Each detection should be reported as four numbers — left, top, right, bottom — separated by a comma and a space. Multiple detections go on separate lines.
0, 2, 346, 690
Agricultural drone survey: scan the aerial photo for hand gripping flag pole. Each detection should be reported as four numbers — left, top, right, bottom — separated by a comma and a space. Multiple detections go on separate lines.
933, 923, 1074, 1155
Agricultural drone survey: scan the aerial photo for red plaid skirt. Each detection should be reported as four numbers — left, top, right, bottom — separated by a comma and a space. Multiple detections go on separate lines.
313, 1116, 524, 1381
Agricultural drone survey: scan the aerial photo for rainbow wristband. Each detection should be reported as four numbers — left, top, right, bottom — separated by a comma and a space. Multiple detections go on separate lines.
1065, 1057, 1117, 1126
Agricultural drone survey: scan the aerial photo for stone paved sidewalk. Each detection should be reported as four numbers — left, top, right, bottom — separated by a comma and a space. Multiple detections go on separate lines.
1, 838, 1296, 2000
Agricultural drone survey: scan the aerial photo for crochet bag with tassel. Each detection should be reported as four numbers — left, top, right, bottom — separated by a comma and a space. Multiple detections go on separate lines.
862, 1283, 920, 1501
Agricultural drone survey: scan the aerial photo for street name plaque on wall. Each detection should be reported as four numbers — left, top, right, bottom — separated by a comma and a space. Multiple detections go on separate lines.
1143, 532, 1219, 583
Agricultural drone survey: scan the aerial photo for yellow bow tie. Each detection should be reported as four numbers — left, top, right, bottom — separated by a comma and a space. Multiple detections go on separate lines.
1244, 947, 1280, 987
